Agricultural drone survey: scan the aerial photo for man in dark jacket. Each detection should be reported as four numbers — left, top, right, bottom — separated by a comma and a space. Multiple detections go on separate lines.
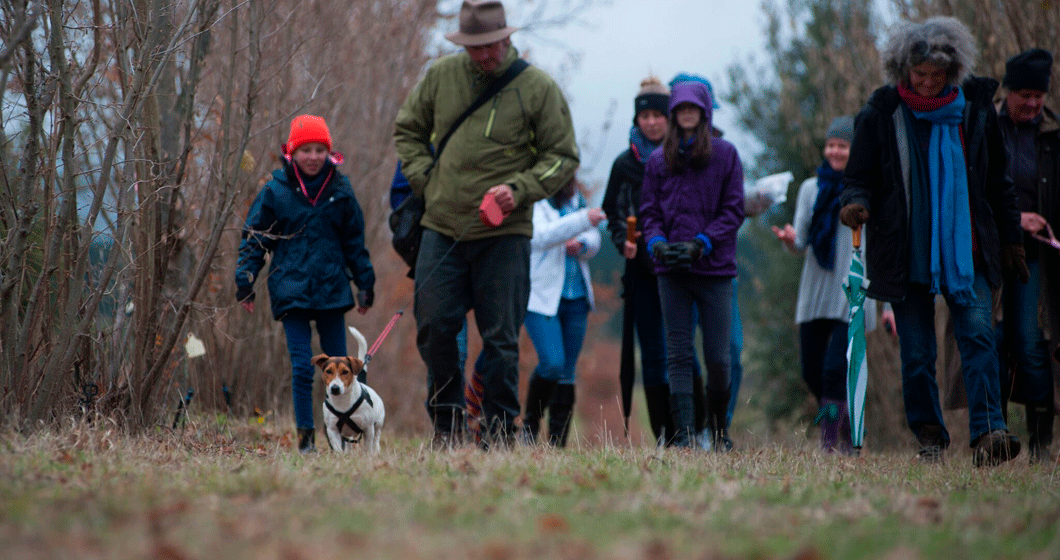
994, 48, 1060, 463
839, 17, 1027, 467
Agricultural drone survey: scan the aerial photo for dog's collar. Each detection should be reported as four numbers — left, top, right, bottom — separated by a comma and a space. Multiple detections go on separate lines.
325, 389, 374, 441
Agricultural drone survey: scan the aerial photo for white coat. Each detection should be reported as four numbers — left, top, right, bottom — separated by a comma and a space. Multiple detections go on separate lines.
528, 196, 600, 316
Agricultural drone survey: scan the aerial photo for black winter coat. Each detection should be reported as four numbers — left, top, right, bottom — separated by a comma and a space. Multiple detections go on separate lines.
601, 149, 655, 272
841, 76, 1021, 302
236, 165, 375, 320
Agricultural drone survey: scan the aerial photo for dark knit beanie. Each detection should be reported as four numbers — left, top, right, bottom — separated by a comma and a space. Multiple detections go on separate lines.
826, 115, 854, 143
633, 77, 670, 124
1003, 49, 1053, 92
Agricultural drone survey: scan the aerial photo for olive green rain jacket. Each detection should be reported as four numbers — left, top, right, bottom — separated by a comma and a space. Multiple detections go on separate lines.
394, 46, 579, 240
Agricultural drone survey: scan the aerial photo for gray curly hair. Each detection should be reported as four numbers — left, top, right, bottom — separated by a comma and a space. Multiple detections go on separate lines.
881, 16, 978, 87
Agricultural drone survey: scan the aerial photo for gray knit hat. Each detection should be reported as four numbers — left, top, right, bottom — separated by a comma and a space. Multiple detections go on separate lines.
826, 115, 854, 143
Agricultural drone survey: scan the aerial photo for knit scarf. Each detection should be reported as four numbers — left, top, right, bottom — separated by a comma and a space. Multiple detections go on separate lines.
898, 84, 975, 304
807, 161, 844, 270
629, 126, 661, 165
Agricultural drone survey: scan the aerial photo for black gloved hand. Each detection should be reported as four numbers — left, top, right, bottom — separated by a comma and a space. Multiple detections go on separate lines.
671, 239, 705, 262
653, 242, 696, 270
357, 288, 374, 309
1001, 244, 1029, 284
839, 203, 869, 228
235, 285, 254, 303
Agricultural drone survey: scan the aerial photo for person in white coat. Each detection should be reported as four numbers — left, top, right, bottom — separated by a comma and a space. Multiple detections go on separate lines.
522, 178, 605, 446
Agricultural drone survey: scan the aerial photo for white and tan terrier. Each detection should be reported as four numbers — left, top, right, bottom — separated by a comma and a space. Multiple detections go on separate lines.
312, 326, 385, 453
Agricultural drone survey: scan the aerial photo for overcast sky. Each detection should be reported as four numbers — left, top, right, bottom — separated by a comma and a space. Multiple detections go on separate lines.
493, 0, 769, 191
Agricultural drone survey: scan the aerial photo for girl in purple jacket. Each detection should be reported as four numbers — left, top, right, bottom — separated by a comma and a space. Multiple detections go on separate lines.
639, 80, 745, 450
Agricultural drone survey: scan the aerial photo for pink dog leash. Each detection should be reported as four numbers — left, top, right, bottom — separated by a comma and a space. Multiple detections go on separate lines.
1031, 222, 1060, 251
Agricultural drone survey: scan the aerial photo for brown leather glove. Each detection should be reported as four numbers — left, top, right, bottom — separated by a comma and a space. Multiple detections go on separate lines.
1001, 243, 1029, 284
839, 203, 869, 228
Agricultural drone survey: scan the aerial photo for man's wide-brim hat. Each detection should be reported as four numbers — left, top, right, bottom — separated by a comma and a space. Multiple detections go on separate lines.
445, 0, 518, 47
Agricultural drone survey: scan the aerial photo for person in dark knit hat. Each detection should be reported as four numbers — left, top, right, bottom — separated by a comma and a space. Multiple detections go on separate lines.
995, 48, 1060, 463
601, 76, 677, 446
236, 114, 376, 453
773, 115, 885, 454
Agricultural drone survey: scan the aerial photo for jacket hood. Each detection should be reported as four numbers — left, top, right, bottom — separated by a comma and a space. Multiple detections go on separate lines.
669, 81, 713, 125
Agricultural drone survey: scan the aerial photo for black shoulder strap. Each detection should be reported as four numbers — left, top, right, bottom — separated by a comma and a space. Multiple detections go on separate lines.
434, 59, 530, 161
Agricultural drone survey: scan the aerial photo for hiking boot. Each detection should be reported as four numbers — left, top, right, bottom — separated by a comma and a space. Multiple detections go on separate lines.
916, 445, 944, 463
297, 428, 316, 454
972, 429, 1021, 467
915, 424, 945, 463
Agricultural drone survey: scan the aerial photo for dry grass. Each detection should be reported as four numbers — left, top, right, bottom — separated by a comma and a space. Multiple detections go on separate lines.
1, 419, 1058, 560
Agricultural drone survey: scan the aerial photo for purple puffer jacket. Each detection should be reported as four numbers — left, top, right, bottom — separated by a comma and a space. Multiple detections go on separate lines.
640, 81, 745, 277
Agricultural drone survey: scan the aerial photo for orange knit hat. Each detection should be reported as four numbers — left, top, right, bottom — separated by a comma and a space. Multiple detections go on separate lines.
284, 115, 332, 155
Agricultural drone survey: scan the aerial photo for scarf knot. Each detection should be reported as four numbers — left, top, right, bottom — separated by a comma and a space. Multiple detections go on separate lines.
899, 84, 975, 303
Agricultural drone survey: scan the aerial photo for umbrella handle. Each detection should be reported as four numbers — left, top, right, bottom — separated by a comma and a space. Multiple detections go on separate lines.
852, 225, 862, 250
626, 216, 637, 243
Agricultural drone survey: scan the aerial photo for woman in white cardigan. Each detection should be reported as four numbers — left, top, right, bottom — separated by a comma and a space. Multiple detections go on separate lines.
773, 116, 887, 453
522, 179, 605, 447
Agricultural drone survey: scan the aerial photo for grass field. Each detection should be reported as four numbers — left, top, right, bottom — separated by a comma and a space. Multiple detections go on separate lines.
1, 419, 1057, 560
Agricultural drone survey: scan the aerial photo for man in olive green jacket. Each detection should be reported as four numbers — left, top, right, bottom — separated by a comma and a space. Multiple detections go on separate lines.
393, 0, 579, 448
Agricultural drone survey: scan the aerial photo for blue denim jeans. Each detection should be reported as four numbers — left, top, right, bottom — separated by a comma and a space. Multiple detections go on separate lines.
524, 297, 590, 385
1000, 259, 1053, 405
728, 278, 743, 425
657, 273, 732, 395
415, 228, 530, 433
892, 273, 1007, 447
281, 309, 348, 430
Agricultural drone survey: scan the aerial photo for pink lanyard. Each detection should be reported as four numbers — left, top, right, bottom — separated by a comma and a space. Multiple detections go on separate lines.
1031, 222, 1060, 251
290, 161, 333, 206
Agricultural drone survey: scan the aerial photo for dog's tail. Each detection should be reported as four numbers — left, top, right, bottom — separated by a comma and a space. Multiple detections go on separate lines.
347, 326, 368, 362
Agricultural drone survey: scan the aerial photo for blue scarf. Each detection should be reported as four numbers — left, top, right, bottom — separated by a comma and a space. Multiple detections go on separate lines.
629, 126, 661, 165
906, 87, 975, 304
807, 161, 844, 270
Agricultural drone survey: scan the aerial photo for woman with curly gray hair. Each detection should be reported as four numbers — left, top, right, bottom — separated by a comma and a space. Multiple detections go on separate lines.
839, 16, 1028, 467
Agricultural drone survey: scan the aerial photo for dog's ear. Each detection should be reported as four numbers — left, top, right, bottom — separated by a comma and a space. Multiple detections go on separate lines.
343, 356, 361, 375
311, 354, 330, 369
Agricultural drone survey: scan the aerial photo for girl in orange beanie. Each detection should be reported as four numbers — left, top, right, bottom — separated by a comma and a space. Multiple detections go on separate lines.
236, 114, 376, 453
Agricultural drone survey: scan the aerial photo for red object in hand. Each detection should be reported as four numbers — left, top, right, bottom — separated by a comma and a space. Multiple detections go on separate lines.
479, 192, 509, 227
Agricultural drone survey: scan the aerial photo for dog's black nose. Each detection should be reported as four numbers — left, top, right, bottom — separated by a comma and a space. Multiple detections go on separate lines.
330, 386, 342, 395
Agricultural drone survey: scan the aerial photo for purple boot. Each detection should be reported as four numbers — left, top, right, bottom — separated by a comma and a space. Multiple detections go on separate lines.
816, 398, 850, 453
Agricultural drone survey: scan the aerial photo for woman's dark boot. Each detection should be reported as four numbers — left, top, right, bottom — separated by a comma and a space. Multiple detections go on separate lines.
816, 398, 843, 453
644, 384, 674, 446
669, 393, 695, 448
692, 372, 707, 435
521, 375, 556, 445
707, 386, 733, 452
548, 384, 576, 447
297, 428, 316, 453
1027, 403, 1055, 464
